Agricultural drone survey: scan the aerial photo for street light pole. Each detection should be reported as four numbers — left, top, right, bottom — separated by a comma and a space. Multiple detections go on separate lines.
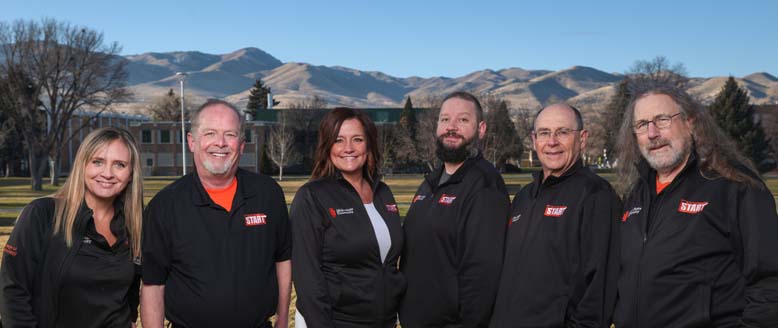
176, 72, 188, 176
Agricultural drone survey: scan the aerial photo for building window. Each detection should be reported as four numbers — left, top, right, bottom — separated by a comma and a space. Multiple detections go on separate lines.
141, 130, 152, 144
146, 158, 153, 167
160, 130, 171, 144
244, 129, 253, 143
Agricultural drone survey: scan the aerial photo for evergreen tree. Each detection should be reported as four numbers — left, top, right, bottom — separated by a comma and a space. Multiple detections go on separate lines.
148, 89, 187, 121
400, 96, 417, 138
245, 79, 279, 118
709, 76, 773, 171
483, 100, 523, 170
602, 79, 631, 158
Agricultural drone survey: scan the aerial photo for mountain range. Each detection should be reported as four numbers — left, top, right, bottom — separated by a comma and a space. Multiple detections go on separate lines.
122, 47, 778, 112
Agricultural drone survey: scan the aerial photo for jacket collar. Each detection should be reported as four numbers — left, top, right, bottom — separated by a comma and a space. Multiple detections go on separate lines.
530, 159, 584, 196
332, 170, 382, 195
426, 151, 484, 189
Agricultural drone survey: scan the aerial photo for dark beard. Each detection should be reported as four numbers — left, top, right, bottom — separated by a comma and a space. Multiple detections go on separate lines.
435, 133, 479, 164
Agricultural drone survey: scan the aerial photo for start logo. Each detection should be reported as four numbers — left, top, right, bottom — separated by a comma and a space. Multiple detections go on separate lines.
244, 213, 267, 226
544, 205, 568, 217
3, 244, 17, 257
412, 195, 427, 203
385, 204, 399, 213
678, 200, 709, 214
438, 194, 457, 205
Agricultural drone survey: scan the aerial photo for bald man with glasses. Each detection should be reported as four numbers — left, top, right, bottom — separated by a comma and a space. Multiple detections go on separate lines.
490, 103, 621, 328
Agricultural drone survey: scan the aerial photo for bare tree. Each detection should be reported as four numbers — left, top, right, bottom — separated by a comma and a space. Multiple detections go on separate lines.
627, 56, 688, 90
0, 79, 25, 177
148, 88, 193, 121
266, 110, 298, 180
378, 122, 415, 173
0, 19, 130, 189
412, 95, 444, 171
512, 105, 536, 167
286, 95, 327, 110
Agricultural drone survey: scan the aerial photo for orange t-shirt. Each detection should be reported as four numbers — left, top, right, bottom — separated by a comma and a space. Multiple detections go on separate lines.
204, 178, 238, 212
656, 176, 671, 195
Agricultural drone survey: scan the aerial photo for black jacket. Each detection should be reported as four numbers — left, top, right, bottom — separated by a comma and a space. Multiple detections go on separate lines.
0, 197, 140, 328
615, 154, 778, 327
291, 174, 405, 328
399, 154, 510, 328
490, 161, 621, 328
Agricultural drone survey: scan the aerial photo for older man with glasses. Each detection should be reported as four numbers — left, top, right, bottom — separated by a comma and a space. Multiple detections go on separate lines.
613, 84, 778, 327
490, 103, 621, 328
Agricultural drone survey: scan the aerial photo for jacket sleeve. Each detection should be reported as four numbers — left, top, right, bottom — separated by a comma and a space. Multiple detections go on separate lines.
0, 199, 52, 328
570, 187, 621, 328
290, 186, 335, 328
737, 185, 778, 327
457, 188, 509, 327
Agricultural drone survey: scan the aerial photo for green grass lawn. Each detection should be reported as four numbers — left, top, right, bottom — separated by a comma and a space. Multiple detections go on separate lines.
2, 173, 777, 224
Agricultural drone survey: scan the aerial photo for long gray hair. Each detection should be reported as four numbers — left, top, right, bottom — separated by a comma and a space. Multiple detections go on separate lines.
614, 83, 762, 195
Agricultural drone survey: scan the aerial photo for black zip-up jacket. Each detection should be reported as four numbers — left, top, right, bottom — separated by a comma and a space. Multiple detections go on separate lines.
490, 161, 620, 328
0, 197, 140, 328
291, 174, 405, 328
399, 153, 510, 328
615, 154, 778, 327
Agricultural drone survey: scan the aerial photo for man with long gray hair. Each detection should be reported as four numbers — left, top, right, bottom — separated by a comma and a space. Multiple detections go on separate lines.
613, 83, 778, 327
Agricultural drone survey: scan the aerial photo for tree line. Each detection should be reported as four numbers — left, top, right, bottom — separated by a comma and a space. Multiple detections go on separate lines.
1, 19, 776, 189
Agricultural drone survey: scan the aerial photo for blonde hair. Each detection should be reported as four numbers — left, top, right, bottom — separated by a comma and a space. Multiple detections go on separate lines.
52, 127, 144, 257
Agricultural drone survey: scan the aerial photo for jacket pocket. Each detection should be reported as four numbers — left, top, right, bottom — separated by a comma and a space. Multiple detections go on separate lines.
325, 269, 343, 306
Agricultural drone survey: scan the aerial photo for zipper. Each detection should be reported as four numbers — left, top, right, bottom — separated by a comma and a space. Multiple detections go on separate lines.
634, 186, 665, 328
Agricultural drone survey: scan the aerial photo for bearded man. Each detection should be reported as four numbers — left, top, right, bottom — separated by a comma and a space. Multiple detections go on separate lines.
614, 85, 778, 327
399, 91, 510, 328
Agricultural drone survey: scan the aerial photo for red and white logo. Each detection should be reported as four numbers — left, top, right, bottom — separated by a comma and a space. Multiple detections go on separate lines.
244, 213, 267, 226
622, 207, 642, 222
385, 204, 399, 213
509, 214, 522, 226
544, 205, 567, 217
328, 208, 337, 218
438, 194, 457, 205
678, 200, 708, 214
413, 195, 427, 203
3, 244, 17, 257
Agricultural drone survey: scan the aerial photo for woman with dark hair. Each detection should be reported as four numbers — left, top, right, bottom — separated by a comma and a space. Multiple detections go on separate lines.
291, 107, 405, 328
1, 127, 143, 328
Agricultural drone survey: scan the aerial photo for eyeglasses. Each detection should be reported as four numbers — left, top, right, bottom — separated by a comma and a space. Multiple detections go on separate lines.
632, 112, 682, 134
532, 128, 580, 142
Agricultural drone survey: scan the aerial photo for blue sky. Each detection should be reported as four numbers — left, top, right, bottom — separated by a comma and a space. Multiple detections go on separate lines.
3, 0, 776, 78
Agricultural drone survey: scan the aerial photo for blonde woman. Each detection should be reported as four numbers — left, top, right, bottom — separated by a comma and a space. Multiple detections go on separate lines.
0, 127, 143, 328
